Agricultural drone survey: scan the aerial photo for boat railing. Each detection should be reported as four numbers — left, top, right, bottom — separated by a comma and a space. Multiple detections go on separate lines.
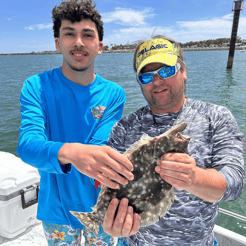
219, 208, 246, 222
215, 208, 246, 245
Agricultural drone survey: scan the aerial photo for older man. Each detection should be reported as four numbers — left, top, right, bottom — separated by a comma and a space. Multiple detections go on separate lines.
102, 35, 245, 246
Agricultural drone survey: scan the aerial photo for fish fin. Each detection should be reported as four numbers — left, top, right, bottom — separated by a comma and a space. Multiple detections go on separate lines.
70, 211, 100, 237
124, 133, 152, 156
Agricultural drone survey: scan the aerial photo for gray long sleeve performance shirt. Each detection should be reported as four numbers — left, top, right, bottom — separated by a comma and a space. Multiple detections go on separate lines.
107, 98, 244, 246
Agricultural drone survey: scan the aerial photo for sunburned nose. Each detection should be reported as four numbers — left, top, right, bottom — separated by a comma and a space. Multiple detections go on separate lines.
153, 73, 164, 85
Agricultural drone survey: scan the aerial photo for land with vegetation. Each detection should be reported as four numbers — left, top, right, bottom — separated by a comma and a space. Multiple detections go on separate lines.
1, 37, 246, 55
102, 37, 246, 53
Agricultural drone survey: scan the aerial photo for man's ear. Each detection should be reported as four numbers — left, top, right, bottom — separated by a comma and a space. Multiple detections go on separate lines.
97, 42, 103, 55
55, 38, 61, 52
182, 63, 187, 81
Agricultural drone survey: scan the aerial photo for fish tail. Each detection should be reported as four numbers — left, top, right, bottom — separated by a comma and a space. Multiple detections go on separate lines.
70, 211, 100, 236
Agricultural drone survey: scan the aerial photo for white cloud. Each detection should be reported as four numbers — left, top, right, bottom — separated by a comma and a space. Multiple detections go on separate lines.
177, 16, 232, 32
18, 42, 56, 52
103, 26, 173, 46
222, 14, 233, 20
25, 23, 52, 31
175, 14, 246, 42
102, 7, 156, 26
25, 26, 35, 30
103, 13, 246, 45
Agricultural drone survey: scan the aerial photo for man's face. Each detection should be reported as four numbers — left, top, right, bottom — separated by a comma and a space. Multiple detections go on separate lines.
55, 19, 103, 75
140, 62, 187, 114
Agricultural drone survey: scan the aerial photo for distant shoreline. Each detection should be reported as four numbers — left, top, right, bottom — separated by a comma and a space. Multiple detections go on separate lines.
0, 46, 245, 56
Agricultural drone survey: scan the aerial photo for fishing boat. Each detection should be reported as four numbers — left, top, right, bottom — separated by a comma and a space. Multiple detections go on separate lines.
241, 47, 246, 52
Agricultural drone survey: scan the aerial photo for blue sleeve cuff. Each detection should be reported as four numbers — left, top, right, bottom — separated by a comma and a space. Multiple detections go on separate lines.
61, 164, 72, 173
49, 142, 72, 174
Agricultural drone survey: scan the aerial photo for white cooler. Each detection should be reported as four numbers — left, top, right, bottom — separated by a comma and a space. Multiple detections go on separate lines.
0, 151, 40, 238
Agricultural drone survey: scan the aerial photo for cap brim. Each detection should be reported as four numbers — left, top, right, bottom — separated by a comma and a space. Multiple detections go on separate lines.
137, 53, 178, 76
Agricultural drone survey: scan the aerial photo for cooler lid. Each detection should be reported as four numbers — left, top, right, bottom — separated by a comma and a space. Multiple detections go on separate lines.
0, 152, 40, 199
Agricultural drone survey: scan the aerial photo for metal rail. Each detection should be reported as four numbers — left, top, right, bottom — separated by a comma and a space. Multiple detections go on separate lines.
219, 208, 246, 222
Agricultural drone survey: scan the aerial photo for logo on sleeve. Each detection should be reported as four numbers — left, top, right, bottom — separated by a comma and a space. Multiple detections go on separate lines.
91, 106, 106, 120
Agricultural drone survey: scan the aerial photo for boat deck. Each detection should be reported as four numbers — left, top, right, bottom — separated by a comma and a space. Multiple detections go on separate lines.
0, 223, 87, 245
1, 222, 246, 245
0, 223, 46, 245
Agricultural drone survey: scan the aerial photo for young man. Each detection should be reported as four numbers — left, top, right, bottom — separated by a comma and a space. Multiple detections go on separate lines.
102, 35, 245, 245
17, 0, 134, 245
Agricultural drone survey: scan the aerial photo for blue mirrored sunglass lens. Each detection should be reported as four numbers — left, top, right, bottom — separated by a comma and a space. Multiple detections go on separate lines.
138, 64, 179, 84
138, 73, 154, 84
158, 66, 175, 78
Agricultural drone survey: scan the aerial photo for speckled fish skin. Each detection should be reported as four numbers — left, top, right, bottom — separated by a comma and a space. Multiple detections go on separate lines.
71, 122, 190, 236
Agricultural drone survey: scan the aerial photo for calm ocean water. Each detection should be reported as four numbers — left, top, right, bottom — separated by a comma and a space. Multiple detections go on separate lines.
0, 51, 245, 235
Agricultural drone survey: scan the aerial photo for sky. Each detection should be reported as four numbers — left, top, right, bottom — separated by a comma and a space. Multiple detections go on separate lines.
1, 0, 246, 54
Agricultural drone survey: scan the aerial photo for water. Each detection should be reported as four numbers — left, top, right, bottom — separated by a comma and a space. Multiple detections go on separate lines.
0, 51, 245, 236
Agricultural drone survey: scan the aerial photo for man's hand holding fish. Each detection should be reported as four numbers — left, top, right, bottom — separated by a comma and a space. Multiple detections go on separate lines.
102, 198, 141, 237
156, 152, 227, 202
58, 143, 134, 189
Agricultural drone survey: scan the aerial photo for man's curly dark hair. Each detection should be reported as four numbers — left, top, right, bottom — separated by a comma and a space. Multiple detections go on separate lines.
52, 0, 104, 41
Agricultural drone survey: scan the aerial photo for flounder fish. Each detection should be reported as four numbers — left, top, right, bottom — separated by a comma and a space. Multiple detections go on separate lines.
71, 122, 190, 236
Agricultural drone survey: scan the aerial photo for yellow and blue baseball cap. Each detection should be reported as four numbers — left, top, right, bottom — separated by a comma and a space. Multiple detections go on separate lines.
135, 38, 180, 76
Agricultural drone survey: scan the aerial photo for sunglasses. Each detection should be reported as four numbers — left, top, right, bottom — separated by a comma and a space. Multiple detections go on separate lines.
137, 63, 181, 85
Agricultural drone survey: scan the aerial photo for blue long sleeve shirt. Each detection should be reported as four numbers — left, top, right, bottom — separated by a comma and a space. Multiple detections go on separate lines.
17, 67, 126, 228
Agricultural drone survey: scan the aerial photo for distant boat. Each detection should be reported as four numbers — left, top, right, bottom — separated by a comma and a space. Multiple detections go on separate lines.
241, 47, 246, 52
